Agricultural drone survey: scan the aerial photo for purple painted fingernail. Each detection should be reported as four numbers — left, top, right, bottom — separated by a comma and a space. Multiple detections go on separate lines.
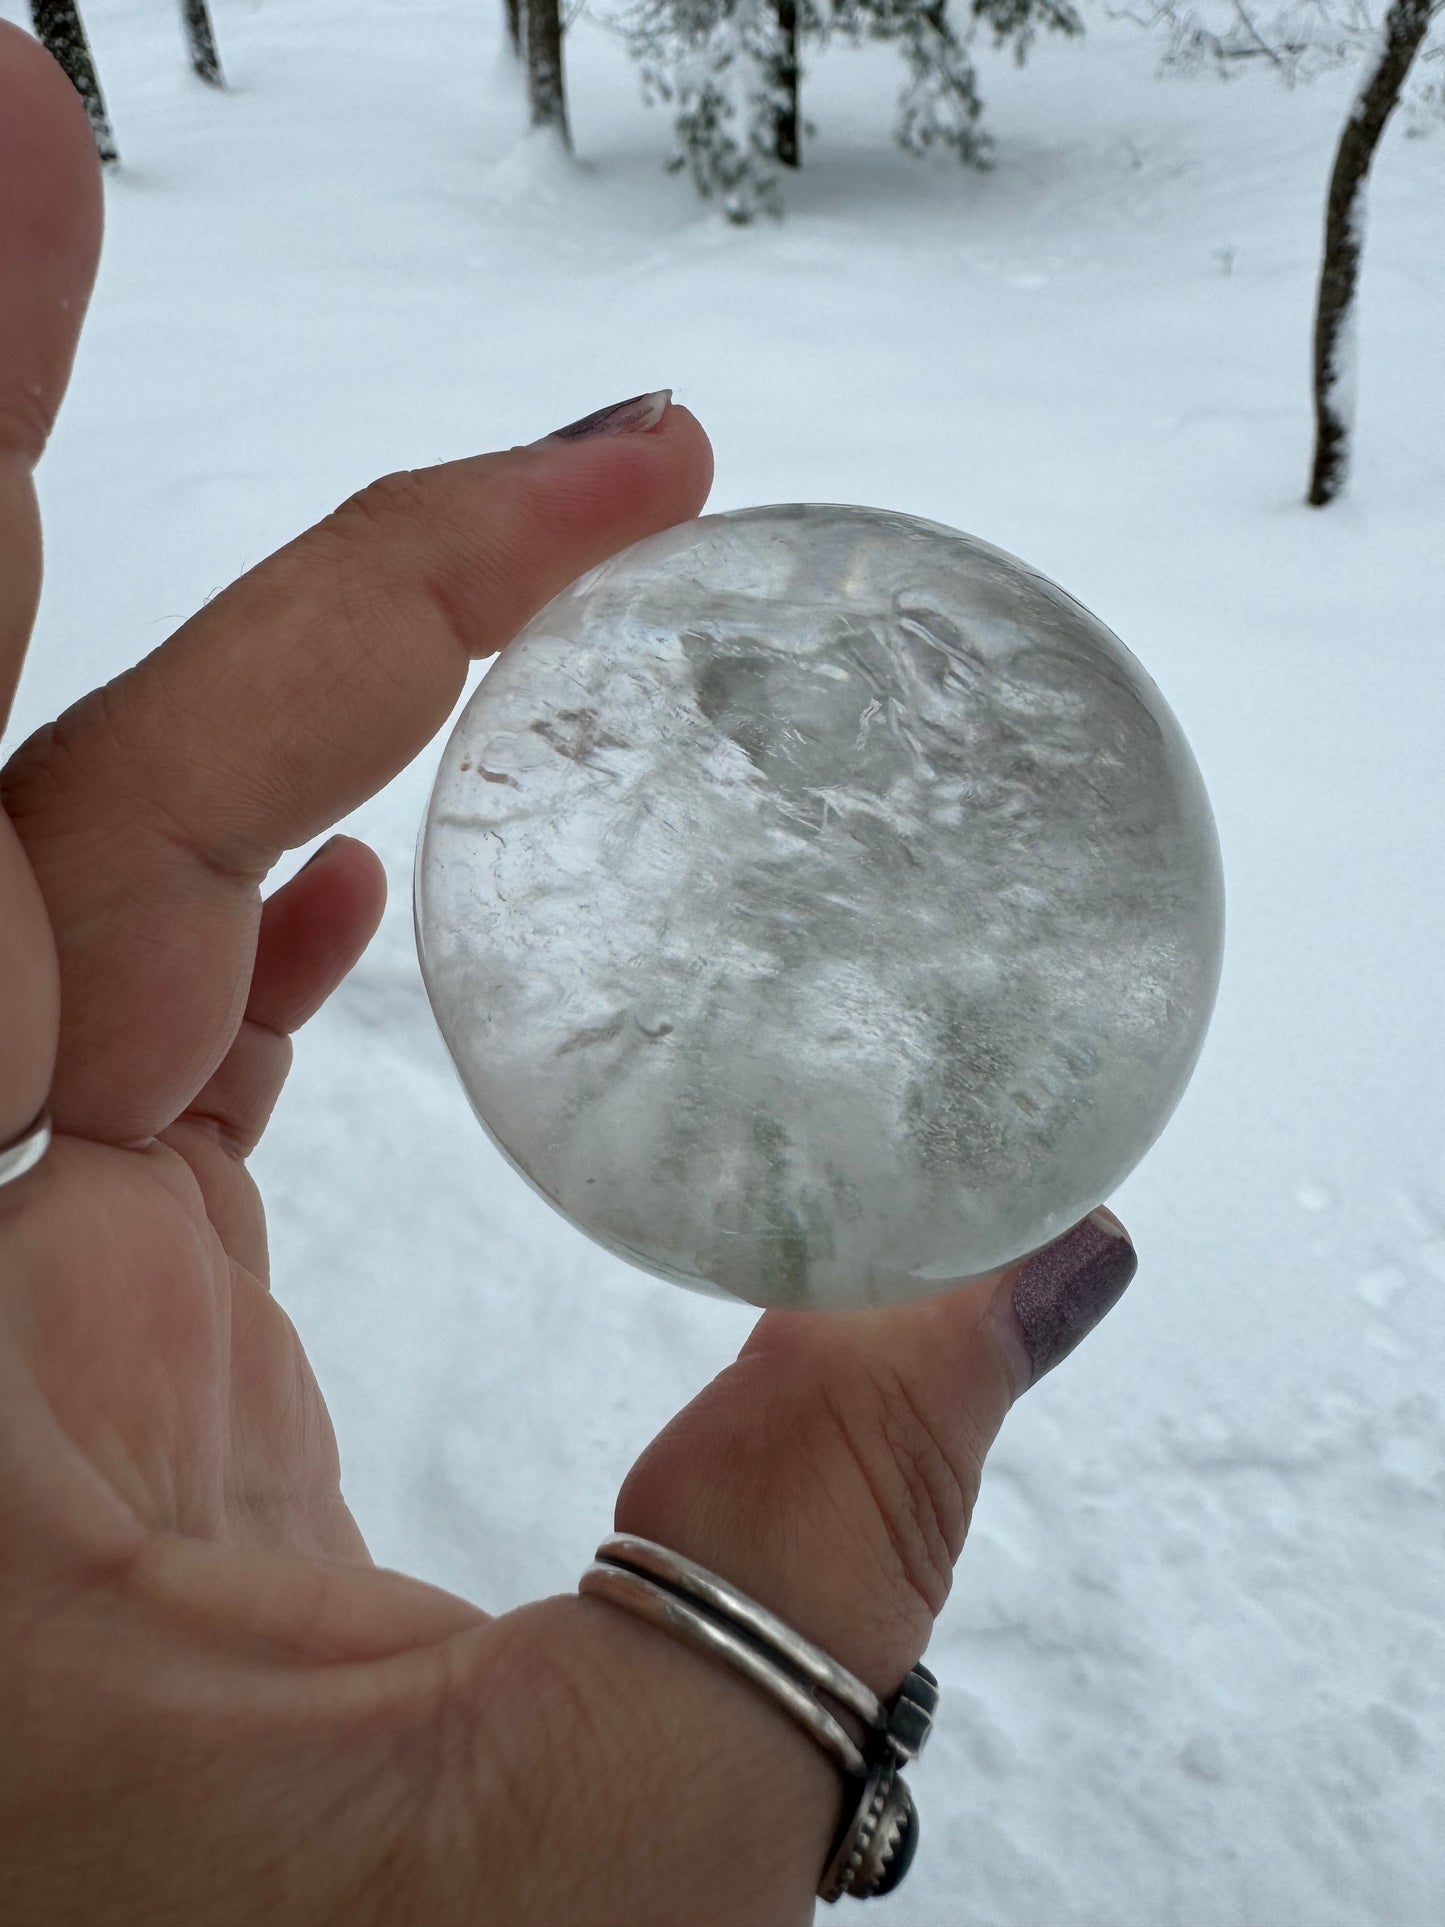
535, 389, 672, 446
1004, 1211, 1138, 1388
300, 835, 342, 871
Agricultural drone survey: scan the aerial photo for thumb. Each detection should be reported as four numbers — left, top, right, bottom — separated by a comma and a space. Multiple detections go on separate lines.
618, 1209, 1138, 1711
469, 1213, 1136, 1926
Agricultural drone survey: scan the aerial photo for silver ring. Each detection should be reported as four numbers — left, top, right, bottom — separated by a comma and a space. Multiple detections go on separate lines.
580, 1534, 938, 1901
582, 1559, 871, 1778
0, 1108, 51, 1191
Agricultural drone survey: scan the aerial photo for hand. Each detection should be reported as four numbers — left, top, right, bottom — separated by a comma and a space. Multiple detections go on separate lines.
0, 27, 1135, 1925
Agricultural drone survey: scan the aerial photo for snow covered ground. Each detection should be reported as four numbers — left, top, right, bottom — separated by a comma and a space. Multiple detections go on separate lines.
5, 1, 1444, 1920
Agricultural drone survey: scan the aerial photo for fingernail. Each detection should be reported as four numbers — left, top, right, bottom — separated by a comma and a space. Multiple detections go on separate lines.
998, 1210, 1138, 1390
535, 389, 672, 446
300, 835, 342, 871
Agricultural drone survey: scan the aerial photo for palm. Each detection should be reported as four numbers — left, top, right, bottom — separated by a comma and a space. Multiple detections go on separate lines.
1, 758, 491, 1681
0, 572, 399, 1566
3, 1115, 509, 1925
2, 797, 495, 1924
24, 1139, 363, 1564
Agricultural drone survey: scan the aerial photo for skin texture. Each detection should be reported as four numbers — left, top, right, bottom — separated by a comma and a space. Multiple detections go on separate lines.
0, 26, 1133, 1925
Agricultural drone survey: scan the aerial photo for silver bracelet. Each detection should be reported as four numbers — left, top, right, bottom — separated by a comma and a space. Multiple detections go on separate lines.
580, 1533, 938, 1902
0, 1108, 51, 1191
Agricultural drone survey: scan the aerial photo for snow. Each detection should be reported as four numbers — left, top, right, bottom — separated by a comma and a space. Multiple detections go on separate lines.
5, 1, 1443, 1920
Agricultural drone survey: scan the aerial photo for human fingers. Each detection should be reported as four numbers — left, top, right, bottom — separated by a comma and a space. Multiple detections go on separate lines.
243, 835, 388, 1045
461, 1217, 1136, 1925
0, 19, 102, 715
2, 400, 714, 1144
0, 21, 103, 1145
195, 837, 389, 1140
161, 836, 385, 1272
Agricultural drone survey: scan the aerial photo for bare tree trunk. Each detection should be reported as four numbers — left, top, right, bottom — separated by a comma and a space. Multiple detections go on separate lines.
525, 0, 570, 147
30, 1, 118, 165
505, 0, 523, 58
1307, 0, 1437, 505
772, 0, 801, 167
179, 0, 224, 87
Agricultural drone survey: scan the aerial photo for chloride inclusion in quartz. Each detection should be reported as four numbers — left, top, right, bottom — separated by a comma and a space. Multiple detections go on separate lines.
416, 504, 1223, 1311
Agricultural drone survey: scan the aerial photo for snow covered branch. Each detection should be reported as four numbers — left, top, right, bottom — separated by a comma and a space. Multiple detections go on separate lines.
618, 0, 1081, 220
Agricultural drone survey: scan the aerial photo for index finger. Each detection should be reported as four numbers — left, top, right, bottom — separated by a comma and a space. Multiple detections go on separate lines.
4, 405, 714, 1140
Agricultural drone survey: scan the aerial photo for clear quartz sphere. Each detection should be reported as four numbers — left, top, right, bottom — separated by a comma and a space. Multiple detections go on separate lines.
416, 505, 1224, 1310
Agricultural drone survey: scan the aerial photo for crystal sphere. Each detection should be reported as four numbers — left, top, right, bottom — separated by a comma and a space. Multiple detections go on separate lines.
416, 505, 1223, 1310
